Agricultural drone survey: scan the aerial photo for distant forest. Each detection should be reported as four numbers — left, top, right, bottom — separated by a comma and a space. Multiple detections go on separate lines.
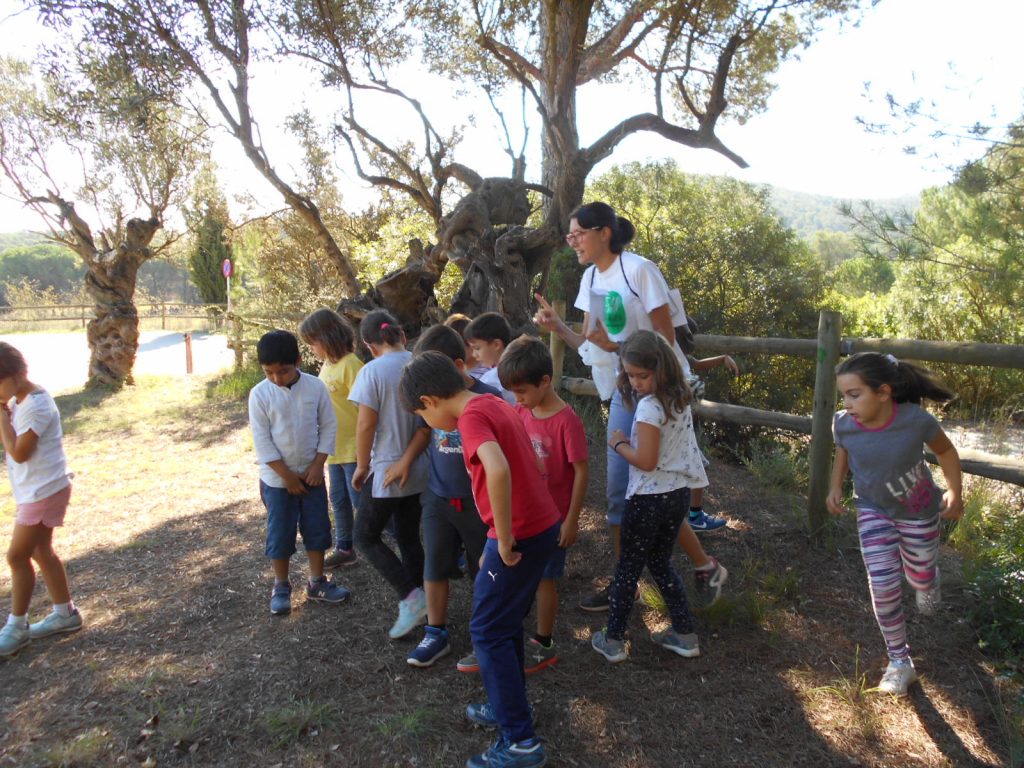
766, 186, 919, 237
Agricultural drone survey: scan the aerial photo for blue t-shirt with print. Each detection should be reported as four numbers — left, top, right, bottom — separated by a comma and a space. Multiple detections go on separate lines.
421, 377, 499, 498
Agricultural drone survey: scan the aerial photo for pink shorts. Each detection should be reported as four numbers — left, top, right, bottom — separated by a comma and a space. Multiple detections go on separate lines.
15, 484, 72, 528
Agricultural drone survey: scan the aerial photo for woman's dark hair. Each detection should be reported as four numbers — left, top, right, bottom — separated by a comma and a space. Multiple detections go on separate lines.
0, 342, 27, 379
617, 330, 691, 417
571, 201, 636, 255
399, 351, 467, 412
360, 308, 404, 347
836, 352, 954, 404
298, 308, 355, 361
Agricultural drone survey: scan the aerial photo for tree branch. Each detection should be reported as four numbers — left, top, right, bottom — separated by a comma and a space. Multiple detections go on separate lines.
584, 112, 748, 169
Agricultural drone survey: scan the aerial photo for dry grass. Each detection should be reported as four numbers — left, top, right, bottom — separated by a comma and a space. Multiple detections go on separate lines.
0, 373, 1013, 767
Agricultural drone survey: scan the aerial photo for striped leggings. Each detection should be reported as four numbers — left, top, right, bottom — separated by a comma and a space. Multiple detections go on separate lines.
856, 505, 940, 661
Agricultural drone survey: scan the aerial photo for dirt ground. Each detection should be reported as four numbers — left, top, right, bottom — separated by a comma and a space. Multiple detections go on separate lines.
0, 376, 1012, 768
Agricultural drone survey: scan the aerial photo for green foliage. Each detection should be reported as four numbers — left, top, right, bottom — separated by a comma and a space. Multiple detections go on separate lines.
588, 160, 825, 450
810, 230, 861, 269
830, 255, 895, 297
769, 188, 918, 238
184, 163, 231, 305
0, 242, 83, 300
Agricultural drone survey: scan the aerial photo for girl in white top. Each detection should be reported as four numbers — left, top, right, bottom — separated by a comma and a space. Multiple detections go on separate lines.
0, 342, 82, 658
591, 331, 706, 663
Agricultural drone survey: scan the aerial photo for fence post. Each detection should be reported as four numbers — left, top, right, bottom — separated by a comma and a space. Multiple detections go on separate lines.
807, 309, 842, 534
550, 300, 566, 390
161, 302, 167, 330
231, 315, 244, 370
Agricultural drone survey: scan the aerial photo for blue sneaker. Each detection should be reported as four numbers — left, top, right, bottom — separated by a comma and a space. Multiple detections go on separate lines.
306, 576, 350, 604
466, 701, 535, 729
466, 736, 546, 768
407, 626, 451, 668
270, 582, 292, 615
0, 622, 30, 658
688, 510, 727, 532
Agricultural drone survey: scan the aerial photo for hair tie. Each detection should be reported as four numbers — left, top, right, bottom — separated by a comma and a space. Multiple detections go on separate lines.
380, 322, 390, 329
885, 353, 898, 366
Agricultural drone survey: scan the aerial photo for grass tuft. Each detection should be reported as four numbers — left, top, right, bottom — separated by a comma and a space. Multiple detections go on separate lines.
261, 700, 339, 748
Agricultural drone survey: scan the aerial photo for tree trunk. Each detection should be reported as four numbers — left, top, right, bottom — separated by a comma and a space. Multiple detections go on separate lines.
85, 263, 142, 387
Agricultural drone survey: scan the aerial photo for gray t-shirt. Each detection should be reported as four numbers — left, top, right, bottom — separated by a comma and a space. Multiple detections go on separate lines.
833, 401, 943, 519
348, 349, 428, 498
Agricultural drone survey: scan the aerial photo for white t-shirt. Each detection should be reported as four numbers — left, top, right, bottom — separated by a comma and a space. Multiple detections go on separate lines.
625, 394, 708, 498
348, 349, 428, 498
479, 367, 517, 405
573, 251, 691, 376
6, 389, 72, 504
249, 371, 337, 488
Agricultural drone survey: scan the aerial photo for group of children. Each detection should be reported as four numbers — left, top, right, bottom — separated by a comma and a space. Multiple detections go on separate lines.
0, 303, 965, 768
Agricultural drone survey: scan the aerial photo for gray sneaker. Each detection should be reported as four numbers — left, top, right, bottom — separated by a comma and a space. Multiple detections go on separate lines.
579, 586, 610, 612
916, 571, 941, 616
693, 558, 728, 606
591, 629, 627, 663
651, 628, 700, 658
877, 659, 918, 696
29, 609, 83, 639
0, 622, 30, 658
324, 548, 357, 568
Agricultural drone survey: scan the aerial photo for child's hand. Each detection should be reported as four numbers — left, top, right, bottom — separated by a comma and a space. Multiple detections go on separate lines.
302, 466, 324, 487
352, 465, 369, 492
939, 490, 964, 520
825, 488, 847, 516
586, 319, 615, 353
721, 355, 739, 375
558, 518, 578, 548
498, 537, 521, 566
382, 460, 410, 489
284, 471, 307, 496
608, 429, 628, 450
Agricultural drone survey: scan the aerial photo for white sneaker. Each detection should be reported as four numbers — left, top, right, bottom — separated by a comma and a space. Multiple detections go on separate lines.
877, 659, 918, 696
916, 572, 941, 616
0, 622, 30, 658
29, 609, 83, 639
388, 589, 427, 639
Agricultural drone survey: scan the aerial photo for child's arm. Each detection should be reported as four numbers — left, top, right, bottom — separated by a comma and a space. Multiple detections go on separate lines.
928, 429, 963, 519
609, 422, 660, 472
0, 404, 38, 463
383, 426, 430, 489
248, 392, 305, 495
352, 404, 378, 492
266, 459, 307, 495
560, 460, 588, 548
476, 440, 520, 566
691, 354, 739, 375
303, 385, 337, 487
826, 445, 850, 515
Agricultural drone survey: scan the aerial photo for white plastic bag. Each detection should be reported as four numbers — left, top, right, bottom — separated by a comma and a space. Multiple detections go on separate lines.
579, 340, 619, 401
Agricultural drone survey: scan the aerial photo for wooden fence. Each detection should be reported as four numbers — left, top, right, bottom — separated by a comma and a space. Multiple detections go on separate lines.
0, 302, 228, 330
550, 307, 1024, 531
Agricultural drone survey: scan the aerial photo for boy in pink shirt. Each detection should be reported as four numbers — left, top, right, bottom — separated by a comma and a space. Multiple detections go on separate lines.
400, 351, 559, 768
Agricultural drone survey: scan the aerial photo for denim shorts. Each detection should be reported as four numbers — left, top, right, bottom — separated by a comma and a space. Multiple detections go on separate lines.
421, 489, 487, 581
541, 544, 567, 580
260, 480, 332, 559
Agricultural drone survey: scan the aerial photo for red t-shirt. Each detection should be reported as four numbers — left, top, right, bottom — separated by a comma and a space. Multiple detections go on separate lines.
515, 403, 588, 520
458, 395, 561, 540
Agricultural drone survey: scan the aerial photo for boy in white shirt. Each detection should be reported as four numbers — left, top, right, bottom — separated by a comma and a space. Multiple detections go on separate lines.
248, 330, 350, 615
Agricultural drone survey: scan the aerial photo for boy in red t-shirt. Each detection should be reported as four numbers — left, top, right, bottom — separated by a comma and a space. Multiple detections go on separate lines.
498, 335, 587, 674
400, 352, 559, 768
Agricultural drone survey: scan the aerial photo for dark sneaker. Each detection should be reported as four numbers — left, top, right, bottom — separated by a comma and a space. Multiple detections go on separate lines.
0, 622, 30, 658
466, 701, 535, 730
457, 651, 480, 674
524, 638, 558, 675
591, 629, 627, 663
324, 548, 357, 569
693, 558, 728, 605
407, 626, 451, 668
29, 609, 83, 639
651, 628, 700, 658
306, 576, 350, 604
578, 586, 610, 613
688, 510, 727, 532
270, 582, 292, 615
466, 736, 546, 768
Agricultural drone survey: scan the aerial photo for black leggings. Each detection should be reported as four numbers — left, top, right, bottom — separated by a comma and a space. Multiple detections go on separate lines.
353, 476, 424, 599
606, 487, 695, 640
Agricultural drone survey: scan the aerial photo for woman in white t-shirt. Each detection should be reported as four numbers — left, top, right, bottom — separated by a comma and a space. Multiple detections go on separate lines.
534, 201, 727, 610
0, 342, 82, 658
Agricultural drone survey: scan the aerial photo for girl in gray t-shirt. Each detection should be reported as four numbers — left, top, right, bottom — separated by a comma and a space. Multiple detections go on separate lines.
827, 352, 963, 696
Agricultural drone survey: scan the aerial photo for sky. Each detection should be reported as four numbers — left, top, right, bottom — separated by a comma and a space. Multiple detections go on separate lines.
0, 0, 1022, 233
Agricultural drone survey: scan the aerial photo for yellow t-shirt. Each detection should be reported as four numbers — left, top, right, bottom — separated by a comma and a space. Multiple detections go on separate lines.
319, 353, 363, 464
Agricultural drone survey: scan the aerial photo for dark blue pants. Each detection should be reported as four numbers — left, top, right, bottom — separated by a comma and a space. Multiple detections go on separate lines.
470, 523, 558, 743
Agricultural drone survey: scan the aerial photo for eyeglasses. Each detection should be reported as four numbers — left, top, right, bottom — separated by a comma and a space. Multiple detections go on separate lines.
565, 226, 602, 244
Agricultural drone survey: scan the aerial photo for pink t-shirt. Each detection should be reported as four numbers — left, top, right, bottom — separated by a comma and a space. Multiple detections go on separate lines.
458, 395, 561, 540
514, 404, 587, 520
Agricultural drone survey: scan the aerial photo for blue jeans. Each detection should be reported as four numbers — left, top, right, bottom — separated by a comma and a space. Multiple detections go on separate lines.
606, 389, 635, 526
470, 523, 558, 743
327, 462, 360, 550
260, 480, 332, 559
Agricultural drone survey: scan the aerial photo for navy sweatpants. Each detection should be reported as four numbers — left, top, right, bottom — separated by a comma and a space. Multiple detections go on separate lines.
470, 523, 558, 743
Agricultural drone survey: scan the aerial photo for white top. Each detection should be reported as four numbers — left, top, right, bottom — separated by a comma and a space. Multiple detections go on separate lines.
626, 394, 708, 498
480, 367, 517, 405
248, 372, 337, 488
573, 251, 691, 376
348, 350, 428, 498
5, 389, 71, 504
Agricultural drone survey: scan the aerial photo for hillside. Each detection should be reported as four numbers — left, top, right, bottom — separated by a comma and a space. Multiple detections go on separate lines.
765, 186, 919, 237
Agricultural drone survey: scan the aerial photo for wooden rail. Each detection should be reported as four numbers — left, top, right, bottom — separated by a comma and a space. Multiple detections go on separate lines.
0, 302, 227, 330
551, 310, 1024, 531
